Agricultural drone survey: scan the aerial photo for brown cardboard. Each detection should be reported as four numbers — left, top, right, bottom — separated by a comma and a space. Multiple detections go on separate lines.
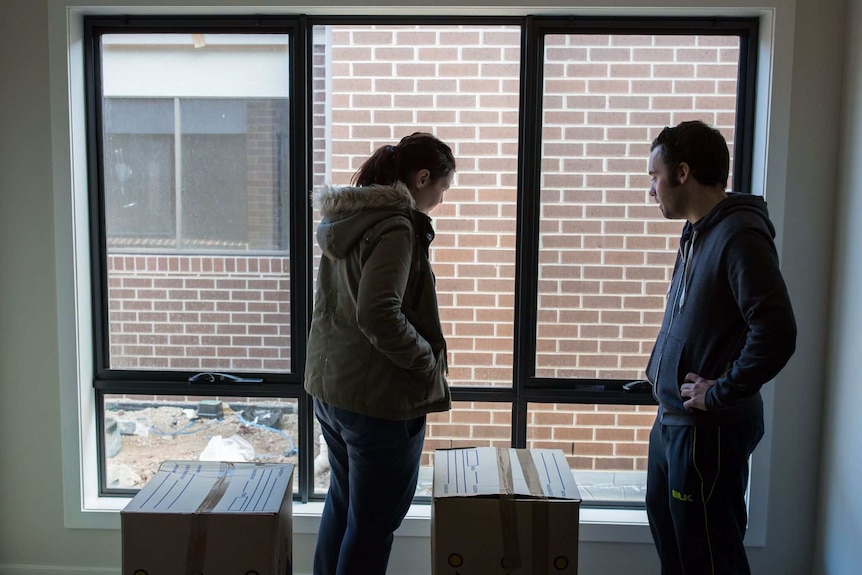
121, 460, 293, 575
432, 448, 581, 575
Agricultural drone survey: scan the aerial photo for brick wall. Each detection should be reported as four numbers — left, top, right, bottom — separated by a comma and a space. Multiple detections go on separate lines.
108, 255, 291, 371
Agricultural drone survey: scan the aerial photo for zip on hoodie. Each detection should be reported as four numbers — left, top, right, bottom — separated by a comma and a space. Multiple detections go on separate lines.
650, 229, 698, 405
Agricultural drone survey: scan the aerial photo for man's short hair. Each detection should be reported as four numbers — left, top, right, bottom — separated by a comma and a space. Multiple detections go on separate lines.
651, 120, 730, 189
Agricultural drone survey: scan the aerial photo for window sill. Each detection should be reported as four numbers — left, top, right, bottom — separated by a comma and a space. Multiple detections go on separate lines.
71, 496, 653, 544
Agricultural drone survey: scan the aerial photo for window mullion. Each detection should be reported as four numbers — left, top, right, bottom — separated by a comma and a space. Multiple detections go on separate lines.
509, 15, 543, 448
174, 97, 182, 247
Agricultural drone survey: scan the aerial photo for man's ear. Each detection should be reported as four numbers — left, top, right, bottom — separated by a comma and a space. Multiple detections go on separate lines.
677, 162, 691, 184
414, 169, 431, 189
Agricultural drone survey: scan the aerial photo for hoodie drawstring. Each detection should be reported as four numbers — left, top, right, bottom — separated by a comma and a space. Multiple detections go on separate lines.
677, 230, 698, 311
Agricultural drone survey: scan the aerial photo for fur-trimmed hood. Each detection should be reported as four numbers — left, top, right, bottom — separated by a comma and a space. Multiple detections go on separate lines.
314, 182, 416, 260
314, 182, 415, 217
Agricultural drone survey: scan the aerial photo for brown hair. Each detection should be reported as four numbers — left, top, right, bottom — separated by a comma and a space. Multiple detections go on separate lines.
351, 132, 455, 188
651, 120, 730, 189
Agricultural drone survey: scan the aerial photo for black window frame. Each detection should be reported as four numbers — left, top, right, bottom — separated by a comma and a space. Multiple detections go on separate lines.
83, 14, 758, 506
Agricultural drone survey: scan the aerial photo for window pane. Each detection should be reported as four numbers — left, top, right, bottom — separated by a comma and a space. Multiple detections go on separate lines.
527, 402, 656, 504
104, 98, 175, 240
311, 24, 521, 388
100, 34, 292, 371
536, 34, 740, 379
104, 394, 299, 493
312, 401, 512, 496
180, 98, 290, 250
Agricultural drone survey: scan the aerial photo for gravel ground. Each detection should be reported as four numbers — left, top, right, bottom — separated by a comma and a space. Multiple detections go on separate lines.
105, 403, 325, 490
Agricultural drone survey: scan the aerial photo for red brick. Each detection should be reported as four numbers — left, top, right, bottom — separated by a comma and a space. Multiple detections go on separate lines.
528, 427, 553, 440
618, 414, 658, 426
697, 36, 739, 48
470, 425, 510, 439
696, 95, 737, 110
575, 412, 617, 426
417, 47, 459, 60
696, 64, 739, 79
718, 80, 738, 95
719, 48, 741, 63
590, 47, 632, 61
595, 427, 636, 442
553, 427, 594, 441
616, 442, 649, 456
649, 35, 693, 47
396, 62, 438, 77
609, 63, 651, 78
608, 35, 651, 47
633, 48, 675, 62
350, 31, 395, 45
531, 411, 576, 426
574, 442, 613, 456
545, 45, 589, 61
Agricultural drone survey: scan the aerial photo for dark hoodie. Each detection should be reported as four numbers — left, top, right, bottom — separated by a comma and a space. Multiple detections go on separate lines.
645, 193, 797, 425
304, 183, 450, 420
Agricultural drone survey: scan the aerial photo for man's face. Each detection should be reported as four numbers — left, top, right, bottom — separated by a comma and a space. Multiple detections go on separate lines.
648, 146, 686, 220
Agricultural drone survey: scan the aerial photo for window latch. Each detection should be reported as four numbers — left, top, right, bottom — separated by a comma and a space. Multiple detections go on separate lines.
622, 380, 652, 393
189, 372, 264, 384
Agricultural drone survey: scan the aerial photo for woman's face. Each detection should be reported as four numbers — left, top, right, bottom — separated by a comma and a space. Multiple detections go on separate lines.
411, 169, 454, 214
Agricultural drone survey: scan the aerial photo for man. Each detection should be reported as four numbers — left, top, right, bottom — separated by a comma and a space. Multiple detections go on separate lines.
644, 120, 796, 575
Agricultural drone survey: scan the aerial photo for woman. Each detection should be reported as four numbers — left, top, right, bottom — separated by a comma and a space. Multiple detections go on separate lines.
305, 132, 455, 575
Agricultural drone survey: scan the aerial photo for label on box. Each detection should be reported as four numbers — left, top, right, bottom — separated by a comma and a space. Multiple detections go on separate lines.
123, 461, 292, 514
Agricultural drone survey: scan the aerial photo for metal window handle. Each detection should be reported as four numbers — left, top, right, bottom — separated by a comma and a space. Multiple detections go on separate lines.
622, 380, 652, 392
188, 372, 264, 384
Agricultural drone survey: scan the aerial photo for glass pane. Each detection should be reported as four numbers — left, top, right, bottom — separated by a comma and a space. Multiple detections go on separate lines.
100, 34, 292, 371
103, 98, 175, 240
527, 402, 657, 504
312, 401, 512, 496
180, 98, 290, 250
536, 34, 740, 379
311, 24, 521, 387
104, 394, 299, 493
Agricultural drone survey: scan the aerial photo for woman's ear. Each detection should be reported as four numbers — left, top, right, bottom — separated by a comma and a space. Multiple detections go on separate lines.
413, 169, 431, 190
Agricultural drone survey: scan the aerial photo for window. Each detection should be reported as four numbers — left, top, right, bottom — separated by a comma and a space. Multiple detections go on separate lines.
85, 15, 757, 505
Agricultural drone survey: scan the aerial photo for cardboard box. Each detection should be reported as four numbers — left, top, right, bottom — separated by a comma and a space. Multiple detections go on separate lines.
122, 460, 294, 575
432, 447, 581, 575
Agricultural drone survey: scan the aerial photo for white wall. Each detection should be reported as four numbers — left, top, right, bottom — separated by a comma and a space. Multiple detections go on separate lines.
816, 0, 862, 573
0, 0, 853, 573
0, 0, 109, 571
754, 0, 847, 571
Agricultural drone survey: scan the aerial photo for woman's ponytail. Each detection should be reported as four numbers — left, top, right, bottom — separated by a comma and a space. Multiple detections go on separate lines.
352, 144, 399, 187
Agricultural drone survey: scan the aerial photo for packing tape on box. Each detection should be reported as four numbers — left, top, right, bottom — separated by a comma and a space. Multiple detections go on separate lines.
497, 449, 551, 573
186, 462, 235, 575
516, 450, 551, 575
497, 449, 521, 571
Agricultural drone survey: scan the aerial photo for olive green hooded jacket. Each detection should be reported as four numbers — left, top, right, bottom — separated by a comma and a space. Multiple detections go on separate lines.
304, 182, 451, 420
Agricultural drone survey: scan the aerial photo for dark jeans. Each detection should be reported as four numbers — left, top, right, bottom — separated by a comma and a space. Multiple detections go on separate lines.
313, 399, 426, 575
646, 413, 764, 575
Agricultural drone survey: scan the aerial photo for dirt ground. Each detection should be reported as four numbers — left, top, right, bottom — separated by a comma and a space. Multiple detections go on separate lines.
105, 403, 327, 490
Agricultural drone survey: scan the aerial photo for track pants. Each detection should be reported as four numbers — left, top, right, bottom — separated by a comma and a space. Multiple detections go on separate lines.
646, 413, 764, 575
